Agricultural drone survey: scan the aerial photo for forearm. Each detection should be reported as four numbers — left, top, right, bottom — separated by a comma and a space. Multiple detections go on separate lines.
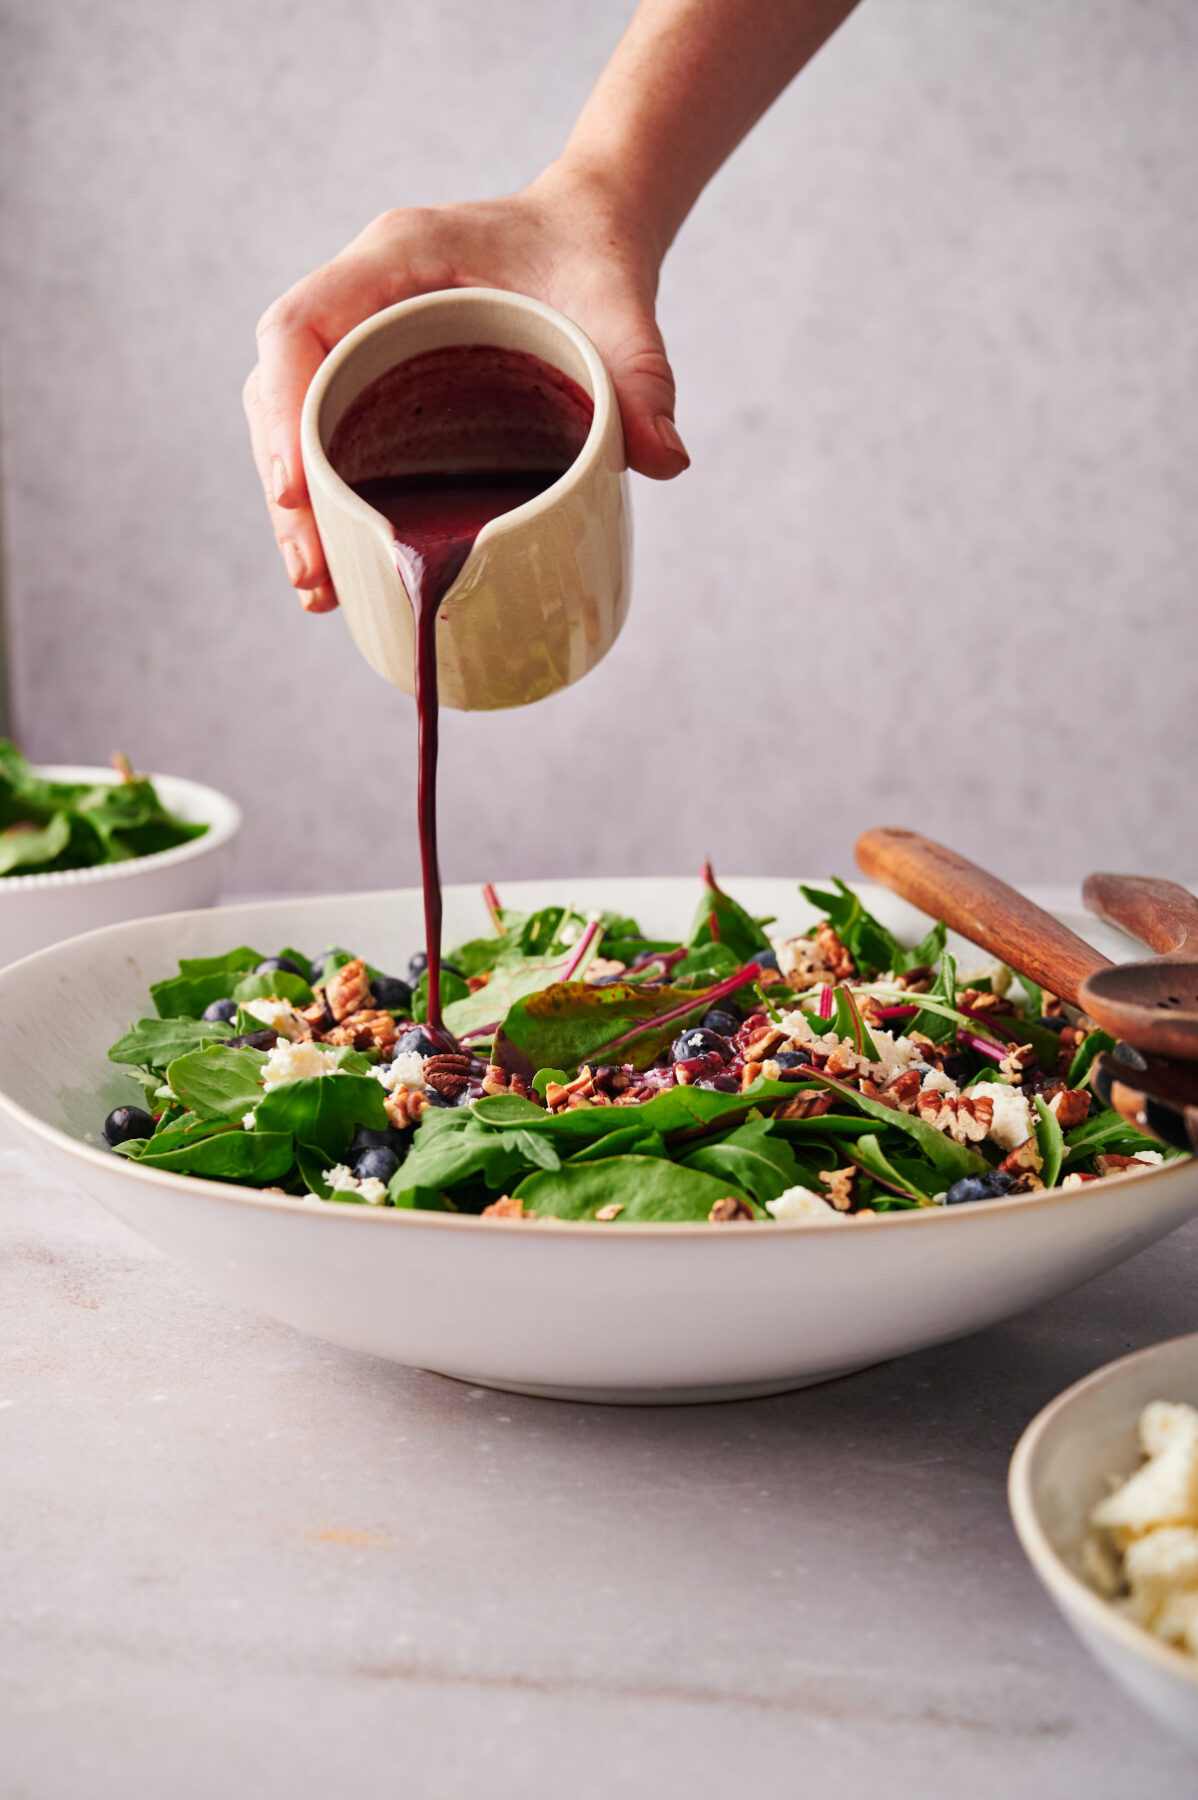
555, 0, 861, 259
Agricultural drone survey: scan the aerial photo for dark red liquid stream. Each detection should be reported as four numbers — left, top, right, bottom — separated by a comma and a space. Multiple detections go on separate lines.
351, 472, 567, 1031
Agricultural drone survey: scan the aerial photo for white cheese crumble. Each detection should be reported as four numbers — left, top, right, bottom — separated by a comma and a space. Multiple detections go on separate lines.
766, 1185, 847, 1223
260, 1039, 346, 1091
777, 1010, 924, 1079
374, 1050, 428, 1093
242, 1108, 258, 1131
920, 1067, 958, 1095
322, 1163, 388, 1205
969, 1080, 1036, 1156
242, 997, 307, 1041
1087, 1400, 1198, 1656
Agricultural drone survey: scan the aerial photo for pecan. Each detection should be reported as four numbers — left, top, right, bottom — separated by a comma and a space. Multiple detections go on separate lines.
999, 1043, 1039, 1085
891, 965, 933, 993
466, 972, 491, 993
583, 957, 627, 985
745, 1026, 787, 1062
1094, 1154, 1154, 1178
708, 1196, 755, 1223
915, 1090, 994, 1143
815, 921, 856, 980
881, 1068, 922, 1112
583, 1064, 632, 1098
1055, 1026, 1085, 1075
481, 1195, 536, 1220
300, 996, 335, 1034
1049, 1088, 1092, 1130
997, 1138, 1043, 1179
480, 1064, 540, 1101
322, 1008, 398, 1052
957, 988, 1007, 1017
384, 1087, 428, 1129
423, 1052, 475, 1101
772, 1089, 834, 1121
323, 957, 373, 1023
595, 1202, 624, 1221
824, 1043, 864, 1081
1041, 993, 1065, 1018
856, 996, 886, 1030
819, 1166, 858, 1212
741, 1061, 764, 1092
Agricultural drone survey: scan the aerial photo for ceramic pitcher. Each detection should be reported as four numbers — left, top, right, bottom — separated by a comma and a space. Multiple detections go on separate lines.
300, 288, 631, 711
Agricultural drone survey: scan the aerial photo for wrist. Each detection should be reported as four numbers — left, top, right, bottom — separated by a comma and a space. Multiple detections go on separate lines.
530, 151, 669, 280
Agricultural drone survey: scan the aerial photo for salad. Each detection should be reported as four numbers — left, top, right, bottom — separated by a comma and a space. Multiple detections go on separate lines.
0, 743, 207, 876
101, 869, 1184, 1222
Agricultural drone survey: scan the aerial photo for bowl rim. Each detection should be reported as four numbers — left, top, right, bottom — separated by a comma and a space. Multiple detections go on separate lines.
0, 882, 1184, 1239
1008, 1330, 1198, 1689
0, 766, 242, 892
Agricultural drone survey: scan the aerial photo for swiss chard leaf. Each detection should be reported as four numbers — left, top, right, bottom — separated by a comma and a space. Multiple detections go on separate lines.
108, 1015, 234, 1072
411, 967, 472, 1022
513, 1155, 761, 1222
687, 865, 772, 961
442, 943, 601, 1039
904, 953, 959, 1045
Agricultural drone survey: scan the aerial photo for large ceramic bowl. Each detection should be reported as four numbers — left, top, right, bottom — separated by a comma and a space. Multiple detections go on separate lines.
0, 878, 1193, 1404
1009, 1333, 1198, 1747
0, 766, 241, 966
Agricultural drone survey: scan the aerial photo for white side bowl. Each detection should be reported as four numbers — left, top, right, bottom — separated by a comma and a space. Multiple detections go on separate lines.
0, 877, 1194, 1405
0, 765, 242, 966
1009, 1333, 1198, 1747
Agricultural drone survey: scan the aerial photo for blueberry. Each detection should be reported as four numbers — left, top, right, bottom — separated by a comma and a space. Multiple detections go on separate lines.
423, 1085, 469, 1108
202, 997, 238, 1023
256, 955, 307, 978
945, 1170, 1016, 1206
1036, 1014, 1069, 1033
225, 1028, 279, 1051
349, 1125, 411, 1159
371, 975, 413, 1012
940, 1054, 971, 1084
701, 1008, 742, 1037
775, 1050, 812, 1070
406, 950, 463, 987
103, 1105, 155, 1147
671, 1028, 731, 1064
353, 1146, 401, 1184
394, 1027, 441, 1059
754, 948, 780, 973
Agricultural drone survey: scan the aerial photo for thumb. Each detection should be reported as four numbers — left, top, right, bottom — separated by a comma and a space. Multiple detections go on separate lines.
594, 299, 690, 481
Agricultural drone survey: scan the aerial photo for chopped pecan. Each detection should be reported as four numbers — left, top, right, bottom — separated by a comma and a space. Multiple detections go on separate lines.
1049, 1088, 1091, 1130
999, 1044, 1038, 1085
856, 996, 886, 1030
880, 1068, 922, 1112
422, 1052, 474, 1101
300, 995, 335, 1034
772, 1089, 834, 1121
824, 1043, 865, 1081
481, 1195, 536, 1220
819, 1166, 858, 1212
745, 1026, 788, 1062
957, 988, 1007, 1017
915, 1090, 994, 1143
1055, 1026, 1085, 1075
891, 965, 933, 993
815, 921, 856, 980
1041, 993, 1065, 1018
466, 972, 491, 993
594, 1202, 624, 1221
384, 1087, 428, 1129
708, 1196, 755, 1223
322, 1008, 398, 1052
583, 957, 627, 985
583, 1064, 632, 1098
1094, 1154, 1155, 1178
997, 1137, 1043, 1180
741, 1061, 764, 1092
318, 957, 373, 1023
480, 1063, 540, 1100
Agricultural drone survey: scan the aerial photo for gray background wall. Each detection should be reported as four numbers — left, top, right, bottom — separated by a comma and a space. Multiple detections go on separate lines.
1, 0, 1194, 898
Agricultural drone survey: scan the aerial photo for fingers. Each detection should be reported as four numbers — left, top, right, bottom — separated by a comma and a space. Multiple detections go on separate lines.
243, 364, 335, 608
590, 297, 689, 482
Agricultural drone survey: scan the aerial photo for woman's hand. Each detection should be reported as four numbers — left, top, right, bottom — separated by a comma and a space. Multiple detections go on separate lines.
243, 162, 685, 612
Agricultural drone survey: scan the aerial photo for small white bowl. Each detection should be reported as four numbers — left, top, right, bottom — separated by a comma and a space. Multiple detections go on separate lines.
0, 877, 1195, 1405
1009, 1332, 1198, 1747
0, 765, 241, 966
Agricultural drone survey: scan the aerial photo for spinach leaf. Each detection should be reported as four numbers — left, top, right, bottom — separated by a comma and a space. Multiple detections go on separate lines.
253, 1073, 388, 1160
566, 1126, 671, 1163
904, 953, 958, 1045
806, 1065, 989, 1180
1067, 1029, 1117, 1088
177, 948, 262, 977
687, 864, 772, 961
473, 1079, 807, 1142
0, 812, 72, 874
108, 1016, 234, 1072
1033, 1095, 1065, 1190
232, 970, 314, 1007
388, 1110, 555, 1207
679, 1116, 800, 1205
669, 942, 743, 986
411, 967, 472, 1022
514, 1155, 761, 1222
1063, 1113, 1167, 1163
165, 1045, 268, 1121
114, 1111, 232, 1159
132, 1130, 294, 1182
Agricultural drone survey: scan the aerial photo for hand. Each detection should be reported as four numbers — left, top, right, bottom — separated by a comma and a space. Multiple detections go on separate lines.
243, 163, 686, 612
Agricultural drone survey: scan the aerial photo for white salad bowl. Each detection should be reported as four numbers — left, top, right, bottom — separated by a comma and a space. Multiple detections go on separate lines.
0, 766, 242, 967
1009, 1333, 1198, 1747
0, 877, 1193, 1405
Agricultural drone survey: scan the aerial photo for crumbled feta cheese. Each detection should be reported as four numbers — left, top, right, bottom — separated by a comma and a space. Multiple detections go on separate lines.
920, 1067, 958, 1095
242, 1108, 258, 1131
1124, 1527, 1198, 1612
777, 1010, 924, 1078
260, 1039, 346, 1090
1092, 1430, 1198, 1537
322, 1163, 388, 1205
1133, 1151, 1164, 1167
243, 997, 307, 1041
866, 1029, 926, 1080
969, 1080, 1035, 1155
374, 1050, 428, 1093
1086, 1400, 1198, 1656
766, 1185, 847, 1223
1141, 1401, 1198, 1458
1060, 1172, 1088, 1190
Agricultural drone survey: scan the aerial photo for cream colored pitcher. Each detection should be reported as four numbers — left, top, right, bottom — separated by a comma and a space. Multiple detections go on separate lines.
300, 288, 631, 711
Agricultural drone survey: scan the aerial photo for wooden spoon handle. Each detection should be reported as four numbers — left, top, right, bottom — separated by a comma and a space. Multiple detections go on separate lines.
1082, 873, 1198, 958
854, 827, 1110, 1007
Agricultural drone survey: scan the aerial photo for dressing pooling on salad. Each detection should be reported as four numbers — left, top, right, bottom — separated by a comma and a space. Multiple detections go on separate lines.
101, 871, 1182, 1221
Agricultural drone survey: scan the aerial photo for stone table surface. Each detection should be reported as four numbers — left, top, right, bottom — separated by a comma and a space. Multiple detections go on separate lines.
4, 1128, 1198, 1799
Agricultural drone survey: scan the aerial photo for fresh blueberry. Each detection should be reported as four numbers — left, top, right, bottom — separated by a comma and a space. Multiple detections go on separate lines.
406, 950, 463, 987
103, 1105, 155, 1147
201, 997, 238, 1023
701, 1008, 742, 1037
256, 955, 307, 978
349, 1125, 411, 1159
944, 1170, 1016, 1206
394, 1027, 442, 1059
940, 1054, 971, 1084
423, 1086, 465, 1108
775, 1050, 812, 1070
371, 975, 413, 1012
671, 1028, 731, 1064
1036, 1014, 1069, 1033
353, 1146, 401, 1184
754, 948, 780, 973
706, 1074, 742, 1093
225, 1028, 279, 1051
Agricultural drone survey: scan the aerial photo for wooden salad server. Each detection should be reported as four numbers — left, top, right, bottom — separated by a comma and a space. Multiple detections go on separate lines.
852, 828, 1198, 1152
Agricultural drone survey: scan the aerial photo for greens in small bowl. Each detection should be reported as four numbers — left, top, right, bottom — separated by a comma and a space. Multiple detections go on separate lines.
0, 743, 207, 877
101, 870, 1183, 1224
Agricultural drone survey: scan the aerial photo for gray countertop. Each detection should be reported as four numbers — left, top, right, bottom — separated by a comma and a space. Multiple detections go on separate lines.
4, 1128, 1198, 1797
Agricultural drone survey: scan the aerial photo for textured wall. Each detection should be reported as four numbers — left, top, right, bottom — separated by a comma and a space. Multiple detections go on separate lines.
1, 0, 1195, 897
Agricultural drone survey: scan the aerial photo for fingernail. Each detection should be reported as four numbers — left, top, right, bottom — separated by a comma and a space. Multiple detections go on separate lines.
282, 540, 306, 585
272, 457, 290, 504
303, 583, 335, 612
654, 415, 690, 467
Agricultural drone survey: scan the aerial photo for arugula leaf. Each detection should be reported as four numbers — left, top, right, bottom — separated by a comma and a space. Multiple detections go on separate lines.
513, 1155, 761, 1222
1033, 1095, 1065, 1190
847, 1134, 932, 1205
165, 1044, 268, 1121
131, 1130, 293, 1182
687, 864, 772, 961
904, 953, 958, 1045
679, 1116, 800, 1205
253, 1073, 388, 1160
108, 1016, 234, 1072
1067, 1029, 1117, 1089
